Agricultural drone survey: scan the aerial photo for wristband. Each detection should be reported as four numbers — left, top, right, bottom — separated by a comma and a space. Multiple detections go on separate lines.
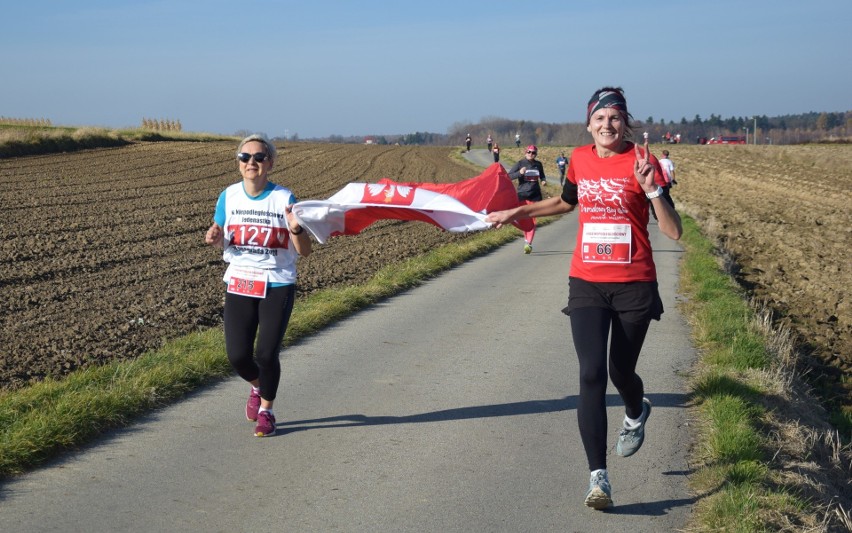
645, 186, 664, 199
289, 225, 304, 235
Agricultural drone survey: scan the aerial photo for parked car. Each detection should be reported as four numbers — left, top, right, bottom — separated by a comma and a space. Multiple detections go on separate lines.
707, 136, 746, 144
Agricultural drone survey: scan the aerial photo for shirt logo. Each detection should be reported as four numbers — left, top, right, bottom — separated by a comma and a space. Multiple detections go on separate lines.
578, 177, 630, 210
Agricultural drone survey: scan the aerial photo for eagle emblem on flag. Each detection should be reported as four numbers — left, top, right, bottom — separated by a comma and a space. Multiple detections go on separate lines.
363, 183, 414, 205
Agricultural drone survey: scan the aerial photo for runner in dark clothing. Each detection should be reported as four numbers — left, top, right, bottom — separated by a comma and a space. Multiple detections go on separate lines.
507, 145, 546, 253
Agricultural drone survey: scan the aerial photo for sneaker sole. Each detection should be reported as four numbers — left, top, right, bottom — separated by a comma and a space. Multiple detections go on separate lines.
584, 488, 612, 510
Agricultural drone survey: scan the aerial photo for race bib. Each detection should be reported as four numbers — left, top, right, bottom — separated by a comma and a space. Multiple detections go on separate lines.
523, 169, 540, 182
226, 265, 269, 298
581, 223, 631, 263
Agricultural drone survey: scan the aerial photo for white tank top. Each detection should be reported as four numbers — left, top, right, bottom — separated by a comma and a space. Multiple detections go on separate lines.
220, 182, 298, 285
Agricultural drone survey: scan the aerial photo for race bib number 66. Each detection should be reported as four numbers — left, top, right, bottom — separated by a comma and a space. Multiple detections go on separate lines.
226, 266, 269, 298
581, 223, 632, 263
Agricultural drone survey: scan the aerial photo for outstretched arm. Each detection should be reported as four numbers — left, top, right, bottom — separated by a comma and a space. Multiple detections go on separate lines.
486, 196, 574, 228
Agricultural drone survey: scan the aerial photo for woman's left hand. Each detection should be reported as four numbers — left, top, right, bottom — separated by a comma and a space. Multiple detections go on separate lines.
285, 204, 302, 233
285, 203, 312, 256
485, 208, 515, 229
633, 138, 657, 193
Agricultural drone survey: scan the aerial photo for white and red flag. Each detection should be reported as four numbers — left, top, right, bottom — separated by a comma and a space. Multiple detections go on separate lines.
291, 163, 534, 244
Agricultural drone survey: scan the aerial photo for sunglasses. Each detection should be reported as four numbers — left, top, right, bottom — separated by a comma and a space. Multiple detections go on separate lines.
236, 152, 270, 163
526, 151, 537, 155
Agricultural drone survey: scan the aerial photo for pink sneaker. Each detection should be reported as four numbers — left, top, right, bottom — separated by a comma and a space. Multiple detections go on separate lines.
254, 410, 276, 437
246, 388, 261, 421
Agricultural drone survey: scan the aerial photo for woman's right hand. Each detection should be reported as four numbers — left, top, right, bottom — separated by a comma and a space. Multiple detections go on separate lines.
633, 139, 657, 193
205, 223, 224, 247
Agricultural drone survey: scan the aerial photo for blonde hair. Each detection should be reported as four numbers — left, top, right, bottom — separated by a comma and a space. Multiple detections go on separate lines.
237, 133, 277, 162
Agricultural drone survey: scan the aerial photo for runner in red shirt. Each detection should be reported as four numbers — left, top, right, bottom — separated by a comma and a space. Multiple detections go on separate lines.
486, 86, 682, 510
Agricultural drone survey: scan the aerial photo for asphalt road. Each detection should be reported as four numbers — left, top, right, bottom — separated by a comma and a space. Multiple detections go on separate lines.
0, 153, 696, 532
464, 147, 511, 170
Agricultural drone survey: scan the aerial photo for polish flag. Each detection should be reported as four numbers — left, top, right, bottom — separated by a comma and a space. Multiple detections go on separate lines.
292, 163, 534, 244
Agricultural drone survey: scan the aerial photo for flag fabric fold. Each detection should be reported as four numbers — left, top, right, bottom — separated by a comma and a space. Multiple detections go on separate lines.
292, 163, 534, 244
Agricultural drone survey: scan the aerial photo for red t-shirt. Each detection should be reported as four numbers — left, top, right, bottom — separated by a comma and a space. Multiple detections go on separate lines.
566, 143, 667, 283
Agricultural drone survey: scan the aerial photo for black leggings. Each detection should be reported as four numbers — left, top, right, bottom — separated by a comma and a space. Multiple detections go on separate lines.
570, 307, 650, 471
224, 285, 296, 402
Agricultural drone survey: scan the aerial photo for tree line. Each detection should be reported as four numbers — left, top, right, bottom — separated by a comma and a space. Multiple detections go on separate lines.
287, 110, 849, 147
447, 111, 851, 147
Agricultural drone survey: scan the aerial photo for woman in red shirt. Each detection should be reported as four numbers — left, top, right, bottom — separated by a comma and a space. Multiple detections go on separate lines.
486, 86, 682, 510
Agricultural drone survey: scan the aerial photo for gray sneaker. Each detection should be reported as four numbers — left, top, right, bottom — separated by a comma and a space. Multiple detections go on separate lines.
616, 397, 651, 457
584, 470, 613, 509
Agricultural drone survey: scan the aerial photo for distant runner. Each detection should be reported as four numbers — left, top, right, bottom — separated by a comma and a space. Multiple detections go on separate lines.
507, 144, 546, 254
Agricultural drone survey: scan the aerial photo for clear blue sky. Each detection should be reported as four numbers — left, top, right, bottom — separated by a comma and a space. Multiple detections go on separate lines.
2, 1, 850, 139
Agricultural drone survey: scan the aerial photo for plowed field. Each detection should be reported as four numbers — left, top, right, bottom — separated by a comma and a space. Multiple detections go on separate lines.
668, 143, 851, 404
0, 142, 481, 390
1, 142, 849, 409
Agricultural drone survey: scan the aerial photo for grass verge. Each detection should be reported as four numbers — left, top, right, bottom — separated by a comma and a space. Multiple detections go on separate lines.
677, 215, 851, 532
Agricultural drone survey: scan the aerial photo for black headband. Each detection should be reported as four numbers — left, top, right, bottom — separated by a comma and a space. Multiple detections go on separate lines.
586, 90, 627, 123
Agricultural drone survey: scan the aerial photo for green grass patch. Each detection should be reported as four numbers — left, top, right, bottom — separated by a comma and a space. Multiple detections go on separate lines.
702, 395, 764, 464
692, 369, 763, 403
695, 478, 808, 533
0, 330, 230, 476
699, 483, 765, 533
680, 218, 770, 371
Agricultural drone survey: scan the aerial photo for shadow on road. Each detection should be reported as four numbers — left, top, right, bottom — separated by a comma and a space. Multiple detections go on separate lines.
601, 496, 696, 516
278, 392, 688, 433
